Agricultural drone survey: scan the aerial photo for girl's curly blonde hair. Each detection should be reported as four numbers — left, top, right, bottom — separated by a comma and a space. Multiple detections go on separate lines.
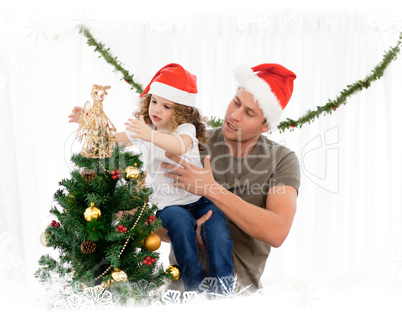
133, 94, 207, 151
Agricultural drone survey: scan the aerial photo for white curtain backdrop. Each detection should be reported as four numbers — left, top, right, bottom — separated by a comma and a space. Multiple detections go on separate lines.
1, 0, 402, 316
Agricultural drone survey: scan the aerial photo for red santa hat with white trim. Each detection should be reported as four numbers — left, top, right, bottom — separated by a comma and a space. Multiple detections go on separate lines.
140, 63, 197, 107
234, 63, 296, 130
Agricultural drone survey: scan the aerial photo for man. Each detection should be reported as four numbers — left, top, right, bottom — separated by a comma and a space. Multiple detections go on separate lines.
161, 63, 300, 292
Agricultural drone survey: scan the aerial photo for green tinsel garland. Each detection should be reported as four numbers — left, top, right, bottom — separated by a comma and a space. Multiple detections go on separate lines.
79, 25, 143, 94
78, 25, 402, 132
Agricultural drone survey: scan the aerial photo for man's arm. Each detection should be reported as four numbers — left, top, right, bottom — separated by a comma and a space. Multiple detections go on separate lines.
163, 153, 298, 247
205, 183, 297, 247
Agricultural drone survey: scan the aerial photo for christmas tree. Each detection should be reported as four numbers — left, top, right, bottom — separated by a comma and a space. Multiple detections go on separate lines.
35, 85, 179, 306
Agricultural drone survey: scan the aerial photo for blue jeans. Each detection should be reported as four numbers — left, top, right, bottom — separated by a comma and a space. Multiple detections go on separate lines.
157, 197, 234, 292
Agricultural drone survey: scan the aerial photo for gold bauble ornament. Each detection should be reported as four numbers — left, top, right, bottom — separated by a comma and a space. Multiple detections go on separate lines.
39, 232, 50, 247
111, 268, 128, 282
166, 264, 181, 281
125, 166, 140, 180
84, 202, 101, 221
144, 232, 161, 252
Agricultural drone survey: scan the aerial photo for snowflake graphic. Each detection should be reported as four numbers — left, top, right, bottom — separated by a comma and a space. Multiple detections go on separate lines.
72, 5, 97, 27
369, 12, 402, 49
83, 285, 115, 307
149, 17, 171, 31
139, 287, 200, 306
284, 9, 327, 30
181, 291, 200, 304
292, 282, 319, 309
54, 285, 115, 311
25, 14, 48, 42
23, 13, 71, 43
35, 269, 118, 311
162, 289, 182, 304
158, 276, 254, 303
198, 276, 220, 293
54, 293, 87, 311
127, 279, 161, 306
208, 275, 252, 299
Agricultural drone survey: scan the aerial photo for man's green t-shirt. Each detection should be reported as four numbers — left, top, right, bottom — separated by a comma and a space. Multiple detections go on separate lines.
200, 128, 300, 291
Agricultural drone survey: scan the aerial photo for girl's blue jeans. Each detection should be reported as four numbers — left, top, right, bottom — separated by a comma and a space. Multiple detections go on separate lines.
157, 197, 234, 292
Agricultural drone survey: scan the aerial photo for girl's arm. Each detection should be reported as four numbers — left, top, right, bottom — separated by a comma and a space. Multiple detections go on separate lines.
125, 117, 193, 155
151, 131, 193, 155
115, 132, 133, 147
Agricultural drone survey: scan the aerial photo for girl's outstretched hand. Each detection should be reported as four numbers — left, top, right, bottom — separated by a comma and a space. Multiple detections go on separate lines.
125, 115, 152, 142
68, 106, 83, 123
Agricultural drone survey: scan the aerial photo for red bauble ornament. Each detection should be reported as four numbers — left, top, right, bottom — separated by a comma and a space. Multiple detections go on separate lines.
50, 220, 60, 227
147, 215, 156, 224
143, 256, 155, 266
117, 224, 127, 233
111, 170, 120, 180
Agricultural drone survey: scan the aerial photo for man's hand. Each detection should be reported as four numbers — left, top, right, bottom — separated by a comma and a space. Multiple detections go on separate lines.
155, 210, 213, 249
68, 106, 83, 123
125, 115, 152, 142
196, 210, 212, 250
162, 153, 218, 197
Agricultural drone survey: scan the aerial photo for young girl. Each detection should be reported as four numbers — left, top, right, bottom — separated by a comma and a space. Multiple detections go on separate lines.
69, 63, 234, 292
